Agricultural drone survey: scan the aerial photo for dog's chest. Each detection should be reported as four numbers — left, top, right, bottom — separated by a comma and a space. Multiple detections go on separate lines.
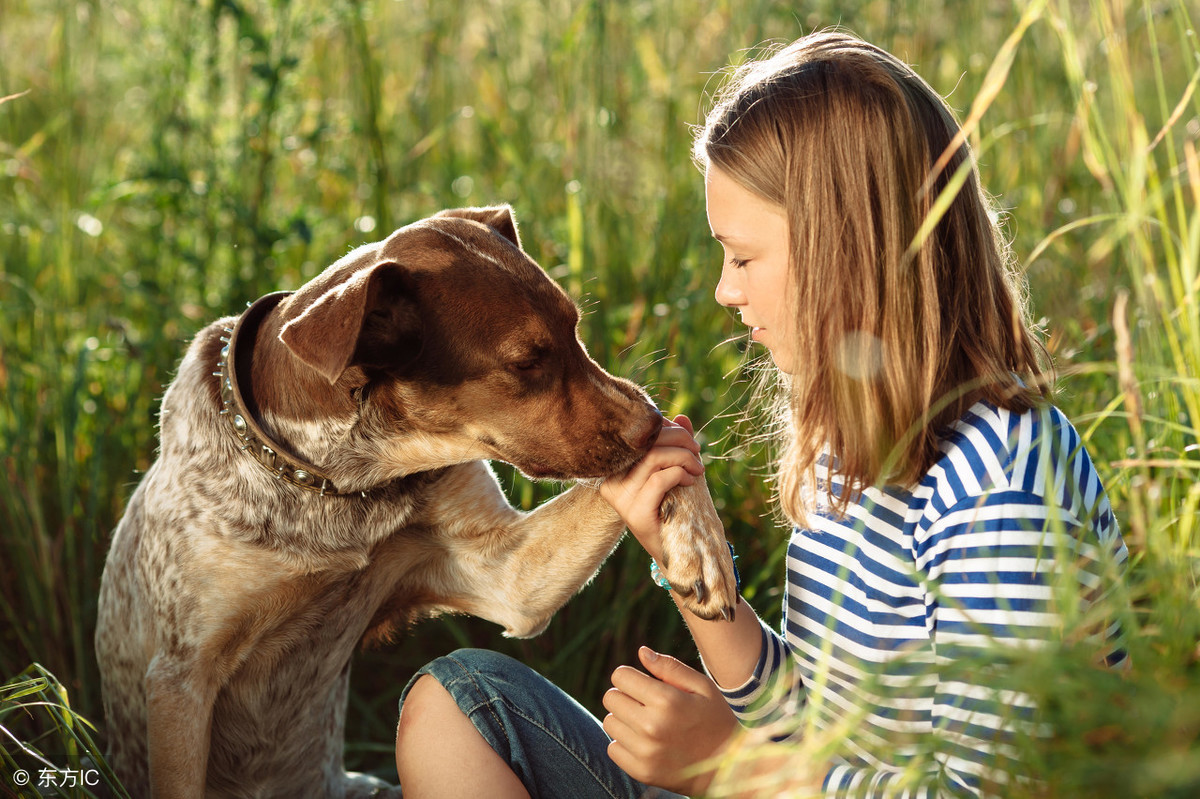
202, 543, 414, 721
123, 454, 444, 672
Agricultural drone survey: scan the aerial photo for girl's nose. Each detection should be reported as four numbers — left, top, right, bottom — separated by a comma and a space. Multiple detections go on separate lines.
714, 265, 745, 308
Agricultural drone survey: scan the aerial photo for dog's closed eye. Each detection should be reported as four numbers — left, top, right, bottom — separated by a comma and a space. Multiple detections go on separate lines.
503, 341, 551, 375
508, 358, 542, 373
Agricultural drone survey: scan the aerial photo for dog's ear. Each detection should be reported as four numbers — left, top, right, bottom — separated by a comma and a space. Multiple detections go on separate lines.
278, 261, 421, 384
434, 204, 522, 250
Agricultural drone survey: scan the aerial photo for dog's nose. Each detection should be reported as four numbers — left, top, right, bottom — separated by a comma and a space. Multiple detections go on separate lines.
631, 409, 664, 451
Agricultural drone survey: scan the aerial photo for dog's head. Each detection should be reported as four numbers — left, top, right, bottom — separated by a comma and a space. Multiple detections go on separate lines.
271, 205, 662, 482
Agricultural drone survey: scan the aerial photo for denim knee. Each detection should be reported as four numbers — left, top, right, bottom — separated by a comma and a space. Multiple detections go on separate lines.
399, 649, 684, 799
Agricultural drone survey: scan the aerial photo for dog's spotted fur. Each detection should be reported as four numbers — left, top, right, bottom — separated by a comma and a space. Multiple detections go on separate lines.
95, 206, 737, 798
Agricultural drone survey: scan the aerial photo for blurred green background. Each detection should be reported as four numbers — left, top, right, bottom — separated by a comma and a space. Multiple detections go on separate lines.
2, 0, 1198, 794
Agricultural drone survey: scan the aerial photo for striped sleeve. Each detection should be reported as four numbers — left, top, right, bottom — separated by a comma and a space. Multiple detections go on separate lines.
719, 621, 807, 735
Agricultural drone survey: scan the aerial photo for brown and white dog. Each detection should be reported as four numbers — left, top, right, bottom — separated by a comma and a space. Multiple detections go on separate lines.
95, 206, 737, 798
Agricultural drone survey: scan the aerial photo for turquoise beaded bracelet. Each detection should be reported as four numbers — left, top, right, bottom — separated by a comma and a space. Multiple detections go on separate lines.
650, 542, 741, 592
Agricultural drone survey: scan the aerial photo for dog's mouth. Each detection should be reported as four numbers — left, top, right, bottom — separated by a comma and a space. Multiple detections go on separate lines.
511, 430, 658, 483
474, 393, 663, 483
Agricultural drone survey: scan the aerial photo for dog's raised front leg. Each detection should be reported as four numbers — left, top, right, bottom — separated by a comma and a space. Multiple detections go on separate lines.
420, 463, 627, 638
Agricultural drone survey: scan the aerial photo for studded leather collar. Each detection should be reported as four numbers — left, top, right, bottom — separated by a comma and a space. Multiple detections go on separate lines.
215, 291, 349, 496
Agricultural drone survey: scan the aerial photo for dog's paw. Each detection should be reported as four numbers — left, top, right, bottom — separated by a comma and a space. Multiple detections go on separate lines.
657, 476, 739, 621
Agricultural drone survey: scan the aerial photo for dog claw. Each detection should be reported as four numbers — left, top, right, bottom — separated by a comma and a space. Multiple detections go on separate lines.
693, 579, 708, 605
719, 604, 736, 623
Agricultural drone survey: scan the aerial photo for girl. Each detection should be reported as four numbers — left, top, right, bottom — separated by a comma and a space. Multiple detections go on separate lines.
394, 30, 1126, 798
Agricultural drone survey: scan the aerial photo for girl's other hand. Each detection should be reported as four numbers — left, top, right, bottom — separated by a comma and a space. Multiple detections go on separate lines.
603, 646, 738, 795
600, 415, 704, 560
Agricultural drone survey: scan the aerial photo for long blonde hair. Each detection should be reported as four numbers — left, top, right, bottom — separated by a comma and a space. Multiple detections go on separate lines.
694, 30, 1051, 525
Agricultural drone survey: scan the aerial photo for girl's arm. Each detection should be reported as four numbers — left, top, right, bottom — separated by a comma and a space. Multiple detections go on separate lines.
599, 416, 828, 795
671, 594, 763, 688
598, 415, 761, 686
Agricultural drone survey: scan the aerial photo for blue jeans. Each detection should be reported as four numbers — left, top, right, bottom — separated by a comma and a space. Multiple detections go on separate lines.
400, 649, 687, 799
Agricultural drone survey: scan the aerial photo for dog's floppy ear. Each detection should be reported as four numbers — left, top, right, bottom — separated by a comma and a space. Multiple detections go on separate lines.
278, 261, 421, 384
434, 204, 522, 250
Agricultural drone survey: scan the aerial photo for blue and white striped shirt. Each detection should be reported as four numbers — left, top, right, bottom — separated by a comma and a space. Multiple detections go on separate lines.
720, 401, 1127, 797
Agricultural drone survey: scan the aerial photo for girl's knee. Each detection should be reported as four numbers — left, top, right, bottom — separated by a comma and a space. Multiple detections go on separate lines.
396, 674, 460, 784
395, 671, 530, 798
396, 674, 455, 747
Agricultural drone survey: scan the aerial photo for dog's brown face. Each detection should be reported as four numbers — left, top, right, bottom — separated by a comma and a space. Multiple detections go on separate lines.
273, 206, 662, 482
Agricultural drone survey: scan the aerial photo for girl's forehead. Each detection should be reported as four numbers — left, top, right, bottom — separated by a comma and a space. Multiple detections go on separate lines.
704, 166, 786, 237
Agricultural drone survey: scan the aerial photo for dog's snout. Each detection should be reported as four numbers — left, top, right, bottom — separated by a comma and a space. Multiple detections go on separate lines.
630, 409, 664, 452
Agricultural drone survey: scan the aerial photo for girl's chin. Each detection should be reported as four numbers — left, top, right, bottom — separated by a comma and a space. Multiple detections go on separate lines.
752, 337, 794, 374
768, 353, 795, 373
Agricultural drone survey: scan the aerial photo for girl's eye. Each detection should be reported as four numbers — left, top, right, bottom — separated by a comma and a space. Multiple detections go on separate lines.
729, 257, 750, 269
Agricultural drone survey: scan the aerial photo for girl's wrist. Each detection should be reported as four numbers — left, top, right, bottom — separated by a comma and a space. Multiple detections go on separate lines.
649, 556, 673, 590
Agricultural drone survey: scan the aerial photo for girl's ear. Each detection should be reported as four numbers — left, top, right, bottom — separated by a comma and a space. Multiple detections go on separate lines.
433, 205, 522, 250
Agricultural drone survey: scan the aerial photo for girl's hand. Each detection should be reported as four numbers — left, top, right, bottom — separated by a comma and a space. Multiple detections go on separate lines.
602, 646, 739, 795
600, 414, 704, 561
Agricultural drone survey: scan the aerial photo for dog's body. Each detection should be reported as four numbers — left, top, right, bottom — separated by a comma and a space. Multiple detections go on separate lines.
96, 206, 737, 798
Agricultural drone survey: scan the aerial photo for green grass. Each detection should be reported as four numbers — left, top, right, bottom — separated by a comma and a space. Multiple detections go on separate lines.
1, 664, 128, 798
1, 0, 1197, 794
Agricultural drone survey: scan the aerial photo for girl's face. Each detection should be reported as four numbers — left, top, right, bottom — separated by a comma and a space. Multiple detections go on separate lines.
705, 165, 795, 373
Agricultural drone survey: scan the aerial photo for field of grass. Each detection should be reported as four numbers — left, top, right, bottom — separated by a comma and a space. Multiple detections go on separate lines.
1, 0, 1197, 795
